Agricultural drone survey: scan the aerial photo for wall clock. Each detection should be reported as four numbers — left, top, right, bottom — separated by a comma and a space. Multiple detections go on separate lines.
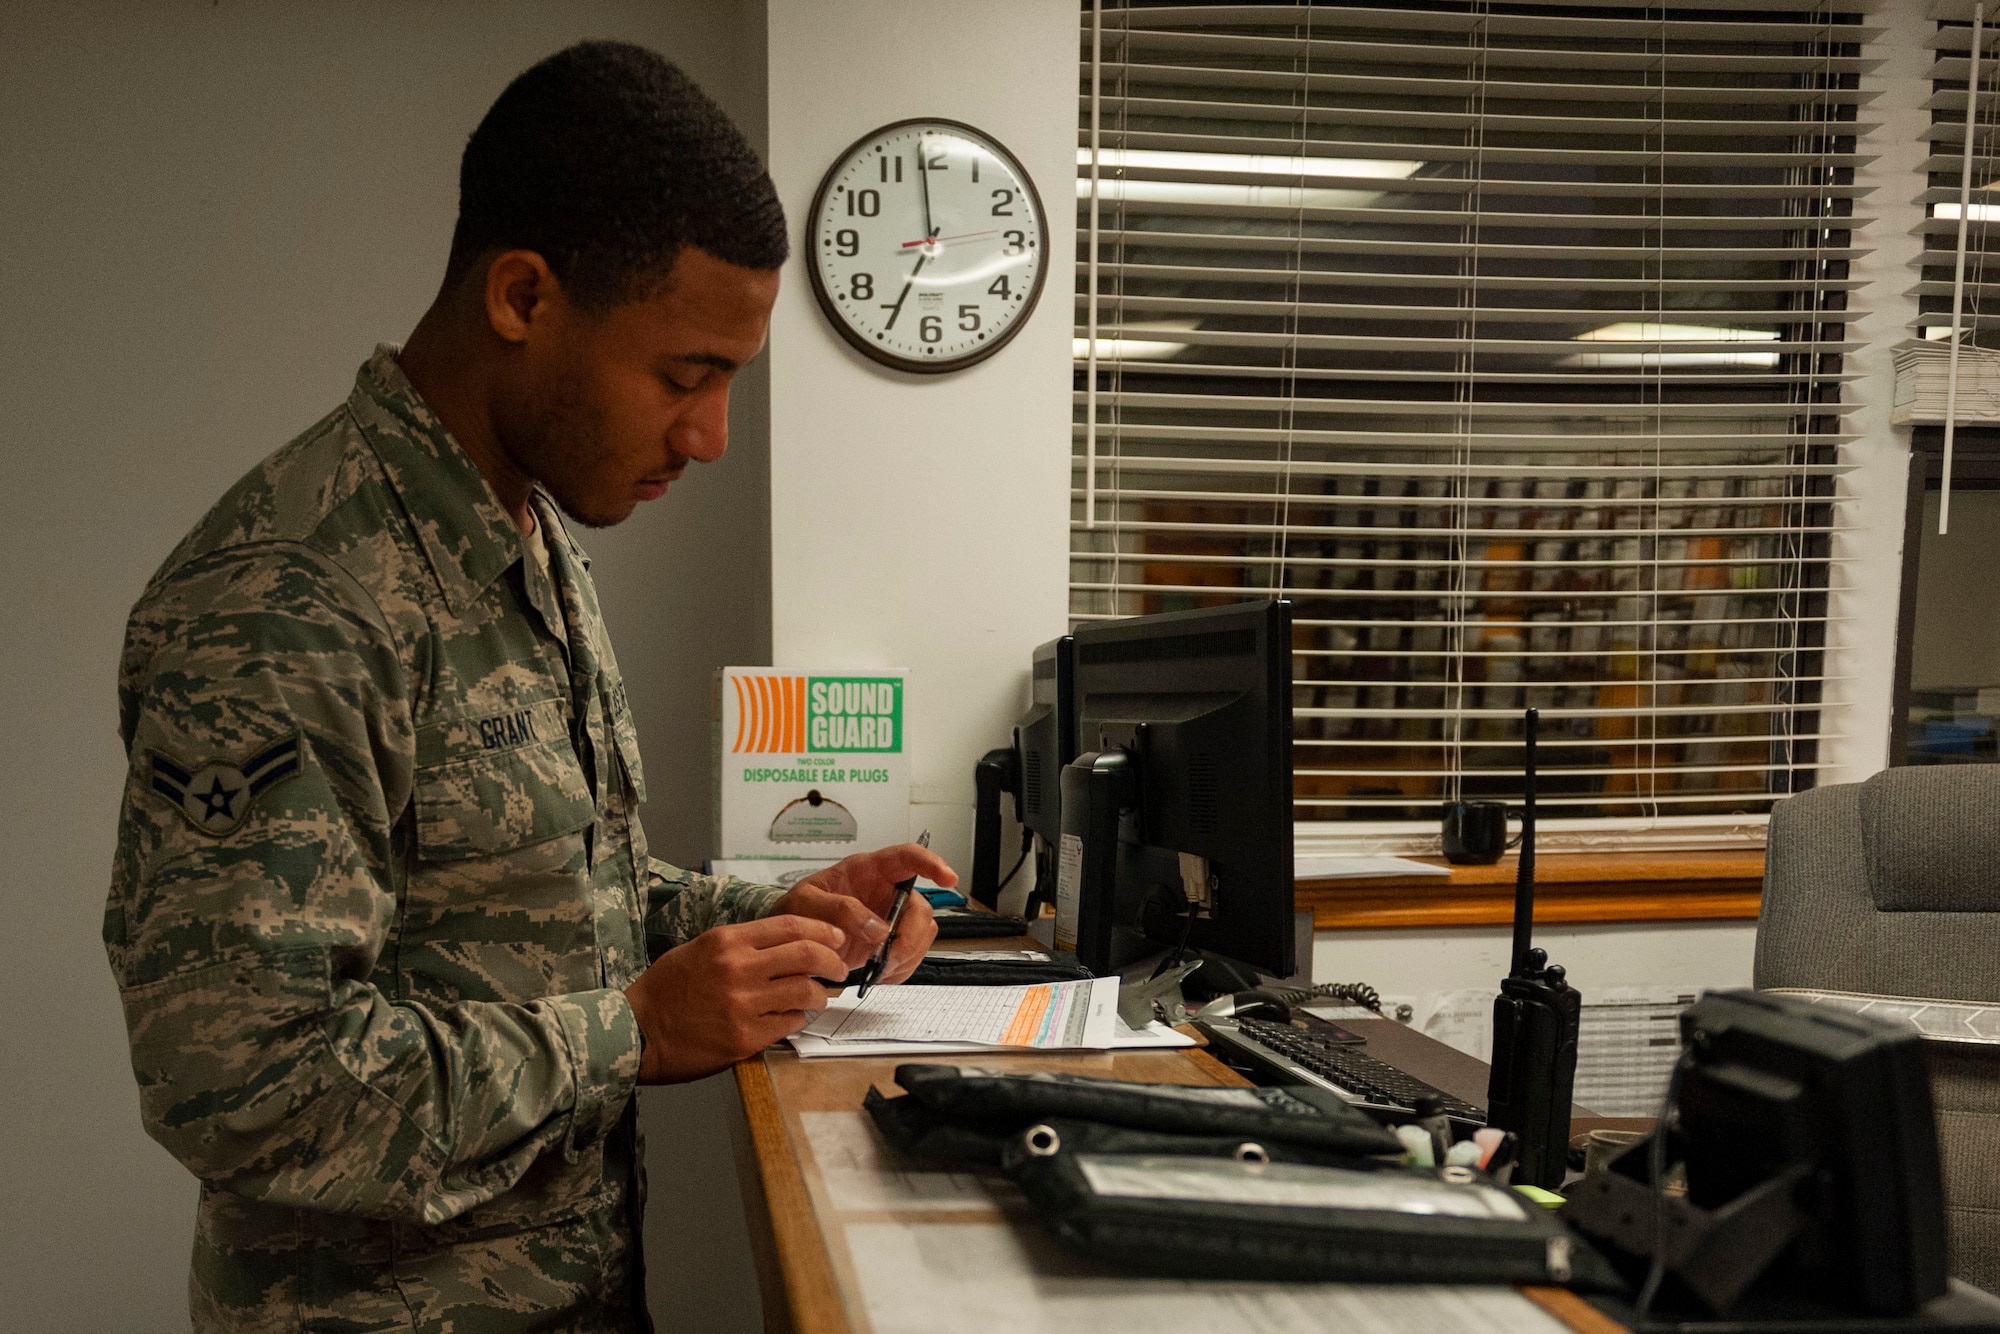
806, 118, 1048, 374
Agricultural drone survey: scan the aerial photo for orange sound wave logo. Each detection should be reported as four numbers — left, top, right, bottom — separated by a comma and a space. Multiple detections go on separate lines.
732, 675, 807, 753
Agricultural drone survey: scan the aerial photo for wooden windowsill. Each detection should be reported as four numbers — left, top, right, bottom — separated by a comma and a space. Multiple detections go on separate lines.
1298, 850, 1764, 932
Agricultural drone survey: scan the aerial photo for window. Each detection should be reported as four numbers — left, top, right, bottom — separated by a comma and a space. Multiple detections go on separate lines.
1073, 0, 1868, 850
1896, 12, 2000, 769
1917, 9, 1999, 347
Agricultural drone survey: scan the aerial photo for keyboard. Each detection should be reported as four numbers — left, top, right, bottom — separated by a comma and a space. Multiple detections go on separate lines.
1199, 1015, 1487, 1126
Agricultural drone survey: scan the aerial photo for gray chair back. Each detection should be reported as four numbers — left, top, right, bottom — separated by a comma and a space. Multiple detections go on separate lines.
1758, 765, 2000, 1292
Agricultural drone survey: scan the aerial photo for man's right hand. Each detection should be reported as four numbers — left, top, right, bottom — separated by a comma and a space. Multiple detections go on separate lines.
623, 915, 850, 1083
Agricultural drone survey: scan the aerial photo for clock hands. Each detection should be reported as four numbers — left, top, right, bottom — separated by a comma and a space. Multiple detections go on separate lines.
917, 134, 936, 242
879, 138, 945, 334
900, 229, 1000, 250
881, 231, 936, 332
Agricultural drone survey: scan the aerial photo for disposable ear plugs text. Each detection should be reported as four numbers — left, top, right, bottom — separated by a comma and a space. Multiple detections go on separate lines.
715, 667, 911, 857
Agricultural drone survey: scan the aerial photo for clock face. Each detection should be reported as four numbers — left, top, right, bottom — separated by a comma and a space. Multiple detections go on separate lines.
807, 119, 1048, 373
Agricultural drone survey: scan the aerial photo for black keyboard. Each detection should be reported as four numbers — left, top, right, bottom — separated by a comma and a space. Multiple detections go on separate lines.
1201, 1016, 1487, 1125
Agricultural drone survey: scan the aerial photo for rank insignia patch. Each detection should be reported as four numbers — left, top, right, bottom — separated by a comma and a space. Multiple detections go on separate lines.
150, 734, 302, 836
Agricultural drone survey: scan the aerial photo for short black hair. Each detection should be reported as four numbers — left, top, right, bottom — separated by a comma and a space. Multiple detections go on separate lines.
445, 41, 788, 311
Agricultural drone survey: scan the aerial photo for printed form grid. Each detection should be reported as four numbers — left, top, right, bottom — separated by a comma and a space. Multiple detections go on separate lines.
814, 982, 1090, 1048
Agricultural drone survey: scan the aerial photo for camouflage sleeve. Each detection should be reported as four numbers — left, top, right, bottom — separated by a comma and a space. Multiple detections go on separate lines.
643, 860, 788, 956
105, 543, 639, 1226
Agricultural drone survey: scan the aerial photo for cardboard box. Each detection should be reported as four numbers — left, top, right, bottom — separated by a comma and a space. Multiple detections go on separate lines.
714, 667, 910, 858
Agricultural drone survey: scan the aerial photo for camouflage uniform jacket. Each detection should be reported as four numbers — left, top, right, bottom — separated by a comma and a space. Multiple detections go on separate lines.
105, 346, 785, 1332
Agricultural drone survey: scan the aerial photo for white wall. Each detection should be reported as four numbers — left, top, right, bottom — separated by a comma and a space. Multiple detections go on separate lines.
0, 5, 768, 1328
763, 0, 1078, 874
1819, 1, 1930, 783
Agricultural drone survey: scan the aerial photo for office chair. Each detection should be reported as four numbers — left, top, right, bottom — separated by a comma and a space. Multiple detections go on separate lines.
1757, 765, 2000, 1294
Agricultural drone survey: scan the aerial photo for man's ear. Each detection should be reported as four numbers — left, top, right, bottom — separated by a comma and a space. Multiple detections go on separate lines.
482, 250, 565, 346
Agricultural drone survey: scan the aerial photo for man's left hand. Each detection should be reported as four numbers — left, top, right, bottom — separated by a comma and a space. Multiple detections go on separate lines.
770, 841, 955, 985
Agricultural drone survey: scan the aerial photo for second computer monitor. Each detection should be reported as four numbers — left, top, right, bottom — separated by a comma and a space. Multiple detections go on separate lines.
1062, 599, 1294, 978
1016, 634, 1075, 851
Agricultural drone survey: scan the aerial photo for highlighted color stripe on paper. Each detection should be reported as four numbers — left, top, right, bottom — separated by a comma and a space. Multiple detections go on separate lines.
999, 986, 1053, 1046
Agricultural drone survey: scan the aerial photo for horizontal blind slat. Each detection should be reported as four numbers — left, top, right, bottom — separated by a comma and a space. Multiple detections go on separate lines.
1107, 3, 1872, 37
1098, 61, 1877, 104
1084, 96, 1873, 140
1081, 261, 1865, 292
1067, 455, 1852, 478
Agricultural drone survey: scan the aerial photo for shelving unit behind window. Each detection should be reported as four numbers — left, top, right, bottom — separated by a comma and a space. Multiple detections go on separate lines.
1073, 0, 1873, 852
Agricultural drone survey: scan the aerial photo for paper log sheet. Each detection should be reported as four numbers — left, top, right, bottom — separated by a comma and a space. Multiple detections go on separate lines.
802, 977, 1118, 1050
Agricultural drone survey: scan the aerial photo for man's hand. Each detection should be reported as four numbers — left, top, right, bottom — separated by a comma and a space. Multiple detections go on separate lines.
624, 915, 850, 1083
775, 842, 957, 986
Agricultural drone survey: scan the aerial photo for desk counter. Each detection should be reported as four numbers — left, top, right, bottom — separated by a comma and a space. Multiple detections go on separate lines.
727, 994, 1625, 1334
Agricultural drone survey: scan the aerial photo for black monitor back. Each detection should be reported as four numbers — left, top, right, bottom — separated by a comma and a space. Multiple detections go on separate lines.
1016, 635, 1075, 847
1069, 600, 1294, 977
1677, 990, 1948, 1313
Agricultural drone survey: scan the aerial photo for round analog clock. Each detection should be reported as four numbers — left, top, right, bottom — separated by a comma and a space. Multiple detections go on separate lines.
806, 118, 1048, 373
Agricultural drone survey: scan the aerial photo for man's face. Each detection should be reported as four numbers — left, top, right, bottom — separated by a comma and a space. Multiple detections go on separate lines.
496, 247, 779, 528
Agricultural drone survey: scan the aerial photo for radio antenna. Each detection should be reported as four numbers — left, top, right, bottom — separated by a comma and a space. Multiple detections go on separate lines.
1511, 707, 1537, 976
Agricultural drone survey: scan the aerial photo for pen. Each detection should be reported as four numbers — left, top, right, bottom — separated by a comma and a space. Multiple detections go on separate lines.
856, 830, 929, 998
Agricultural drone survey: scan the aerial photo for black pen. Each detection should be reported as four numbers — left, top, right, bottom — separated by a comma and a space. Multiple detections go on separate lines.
856, 830, 929, 998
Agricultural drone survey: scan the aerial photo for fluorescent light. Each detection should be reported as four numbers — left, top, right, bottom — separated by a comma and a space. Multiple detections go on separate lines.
1575, 322, 1780, 343
1074, 148, 1423, 211
1076, 321, 1196, 362
1075, 177, 1389, 210
1937, 202, 2000, 221
1074, 337, 1190, 360
1561, 350, 1782, 369
1077, 148, 1423, 181
1564, 323, 1780, 369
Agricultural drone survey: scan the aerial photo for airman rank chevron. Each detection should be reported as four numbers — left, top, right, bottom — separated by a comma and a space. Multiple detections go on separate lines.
149, 733, 303, 836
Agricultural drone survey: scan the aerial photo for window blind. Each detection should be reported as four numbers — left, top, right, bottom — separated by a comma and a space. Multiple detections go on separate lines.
1073, 0, 1871, 845
1922, 2, 2000, 344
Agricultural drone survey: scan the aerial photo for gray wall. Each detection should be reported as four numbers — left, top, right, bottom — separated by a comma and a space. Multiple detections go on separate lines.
1, 4, 768, 1328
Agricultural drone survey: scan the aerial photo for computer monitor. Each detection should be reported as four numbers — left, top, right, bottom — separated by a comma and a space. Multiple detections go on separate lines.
1018, 635, 1076, 860
1567, 989, 1950, 1318
970, 635, 1074, 907
1055, 599, 1294, 979
1677, 990, 1947, 1313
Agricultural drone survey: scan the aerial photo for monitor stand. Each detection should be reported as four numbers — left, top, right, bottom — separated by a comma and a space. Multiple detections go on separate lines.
1114, 950, 1207, 1029
1114, 948, 1283, 1029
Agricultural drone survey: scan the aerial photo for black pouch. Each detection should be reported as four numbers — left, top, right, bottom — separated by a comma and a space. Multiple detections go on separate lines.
893, 1063, 1403, 1157
906, 953, 1094, 987
1007, 1147, 1626, 1291
864, 1089, 1385, 1170
864, 1085, 1014, 1163
932, 909, 1030, 939
1001, 1118, 1394, 1172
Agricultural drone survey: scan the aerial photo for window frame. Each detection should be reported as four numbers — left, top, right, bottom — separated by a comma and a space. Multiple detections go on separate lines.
1072, 0, 1870, 855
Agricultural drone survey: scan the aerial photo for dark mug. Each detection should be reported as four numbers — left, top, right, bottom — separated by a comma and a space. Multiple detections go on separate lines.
1440, 800, 1519, 865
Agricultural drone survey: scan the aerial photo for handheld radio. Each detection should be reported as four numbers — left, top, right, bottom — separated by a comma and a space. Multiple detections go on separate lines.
1484, 707, 1582, 1190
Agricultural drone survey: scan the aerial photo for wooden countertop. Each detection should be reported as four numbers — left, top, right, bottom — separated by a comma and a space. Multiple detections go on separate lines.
1297, 849, 1764, 931
726, 931, 1630, 1334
